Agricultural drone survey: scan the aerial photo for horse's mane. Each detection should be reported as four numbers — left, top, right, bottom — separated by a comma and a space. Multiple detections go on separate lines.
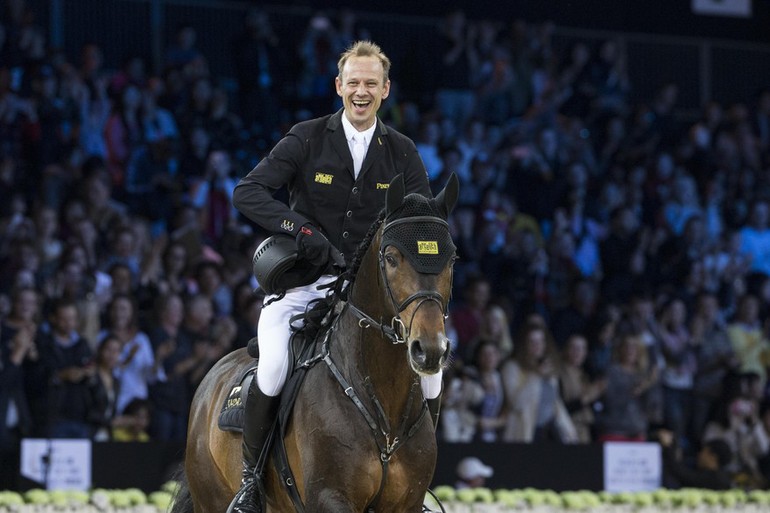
347, 209, 387, 281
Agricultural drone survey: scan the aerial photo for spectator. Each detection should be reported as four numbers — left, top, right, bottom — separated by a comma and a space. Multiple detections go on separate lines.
77, 72, 110, 160
624, 291, 666, 427
141, 87, 179, 147
558, 334, 606, 442
657, 297, 697, 448
191, 260, 232, 317
585, 310, 619, 380
33, 205, 63, 273
450, 274, 492, 365
595, 331, 656, 442
296, 12, 341, 117
104, 83, 144, 191
108, 56, 147, 99
433, 9, 478, 131
440, 365, 485, 443
146, 293, 187, 441
691, 291, 738, 443
232, 287, 262, 351
178, 126, 210, 183
188, 149, 239, 244
164, 24, 204, 73
123, 136, 181, 231
206, 88, 241, 153
500, 320, 578, 443
414, 118, 444, 182
702, 375, 770, 486
112, 398, 152, 442
455, 456, 494, 489
739, 200, 770, 277
464, 340, 506, 442
758, 400, 770, 484
98, 293, 161, 414
100, 225, 141, 280
231, 8, 284, 136
657, 428, 733, 490
36, 297, 96, 438
600, 207, 648, 304
90, 334, 121, 441
0, 287, 39, 488
139, 240, 191, 299
178, 294, 231, 391
727, 293, 770, 384
550, 279, 599, 349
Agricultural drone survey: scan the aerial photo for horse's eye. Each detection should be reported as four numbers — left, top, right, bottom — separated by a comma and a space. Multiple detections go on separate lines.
385, 254, 397, 267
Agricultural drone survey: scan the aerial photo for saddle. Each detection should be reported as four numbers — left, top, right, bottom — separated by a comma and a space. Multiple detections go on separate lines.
217, 296, 337, 433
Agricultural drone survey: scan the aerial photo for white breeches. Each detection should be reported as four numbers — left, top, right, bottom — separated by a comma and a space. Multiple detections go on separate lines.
256, 275, 444, 400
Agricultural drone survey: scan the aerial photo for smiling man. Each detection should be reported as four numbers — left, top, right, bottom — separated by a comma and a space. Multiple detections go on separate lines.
229, 41, 437, 513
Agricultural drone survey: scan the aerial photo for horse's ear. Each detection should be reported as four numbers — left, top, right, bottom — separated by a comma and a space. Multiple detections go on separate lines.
435, 172, 459, 218
386, 173, 405, 216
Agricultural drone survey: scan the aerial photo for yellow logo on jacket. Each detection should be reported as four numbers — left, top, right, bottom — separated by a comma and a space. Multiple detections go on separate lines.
315, 172, 333, 184
417, 241, 439, 254
376, 183, 390, 189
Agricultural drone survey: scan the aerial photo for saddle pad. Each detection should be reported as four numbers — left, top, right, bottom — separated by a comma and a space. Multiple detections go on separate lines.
218, 366, 257, 433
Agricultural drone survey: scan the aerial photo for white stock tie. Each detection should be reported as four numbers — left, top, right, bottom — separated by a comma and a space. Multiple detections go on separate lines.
352, 134, 365, 178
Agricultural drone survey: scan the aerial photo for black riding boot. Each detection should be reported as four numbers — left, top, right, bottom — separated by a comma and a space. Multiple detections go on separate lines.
228, 378, 280, 513
427, 395, 442, 432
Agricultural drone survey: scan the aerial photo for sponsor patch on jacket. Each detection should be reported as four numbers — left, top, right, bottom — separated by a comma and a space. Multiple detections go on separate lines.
417, 241, 439, 254
281, 219, 295, 232
315, 172, 333, 184
376, 183, 390, 190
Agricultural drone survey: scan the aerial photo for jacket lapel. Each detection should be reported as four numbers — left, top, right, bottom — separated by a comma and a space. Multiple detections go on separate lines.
358, 119, 387, 179
326, 110, 355, 177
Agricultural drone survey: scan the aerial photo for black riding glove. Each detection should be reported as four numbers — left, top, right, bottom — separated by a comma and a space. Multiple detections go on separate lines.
296, 224, 345, 268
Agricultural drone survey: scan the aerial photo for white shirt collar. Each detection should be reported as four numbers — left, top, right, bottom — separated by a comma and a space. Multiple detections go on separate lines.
341, 113, 377, 146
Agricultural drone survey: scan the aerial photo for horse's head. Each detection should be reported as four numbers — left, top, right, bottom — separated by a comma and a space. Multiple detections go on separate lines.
376, 173, 459, 376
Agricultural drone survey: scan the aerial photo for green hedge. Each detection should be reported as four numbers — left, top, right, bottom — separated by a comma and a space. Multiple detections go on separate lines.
427, 487, 770, 511
0, 482, 176, 512
2, 485, 770, 512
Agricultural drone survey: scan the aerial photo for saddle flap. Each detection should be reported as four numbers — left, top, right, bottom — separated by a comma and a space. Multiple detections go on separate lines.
217, 366, 256, 433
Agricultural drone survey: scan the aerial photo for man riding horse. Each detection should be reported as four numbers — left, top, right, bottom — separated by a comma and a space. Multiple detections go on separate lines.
229, 40, 443, 513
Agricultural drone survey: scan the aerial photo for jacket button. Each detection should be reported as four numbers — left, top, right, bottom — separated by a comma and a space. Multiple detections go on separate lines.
346, 210, 352, 217
342, 231, 349, 239
352, 187, 359, 194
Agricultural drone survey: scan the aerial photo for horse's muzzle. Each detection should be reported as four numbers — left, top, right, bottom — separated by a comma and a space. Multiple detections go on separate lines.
407, 334, 450, 375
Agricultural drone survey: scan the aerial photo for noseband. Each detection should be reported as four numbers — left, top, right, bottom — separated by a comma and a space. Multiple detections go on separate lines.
347, 215, 452, 345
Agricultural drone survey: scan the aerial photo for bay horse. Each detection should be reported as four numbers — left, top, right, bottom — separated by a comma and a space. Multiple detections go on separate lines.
172, 173, 458, 513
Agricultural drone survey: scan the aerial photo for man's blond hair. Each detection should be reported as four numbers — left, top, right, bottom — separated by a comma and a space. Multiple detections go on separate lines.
337, 40, 391, 84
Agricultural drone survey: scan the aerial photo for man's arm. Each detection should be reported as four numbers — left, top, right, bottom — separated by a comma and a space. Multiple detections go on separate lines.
232, 132, 310, 238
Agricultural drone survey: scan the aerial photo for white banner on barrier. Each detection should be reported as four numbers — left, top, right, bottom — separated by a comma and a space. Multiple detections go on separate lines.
603, 441, 661, 493
20, 438, 92, 491
691, 0, 752, 18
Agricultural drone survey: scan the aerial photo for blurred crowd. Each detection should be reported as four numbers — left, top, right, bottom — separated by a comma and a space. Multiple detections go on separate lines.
2, 0, 770, 491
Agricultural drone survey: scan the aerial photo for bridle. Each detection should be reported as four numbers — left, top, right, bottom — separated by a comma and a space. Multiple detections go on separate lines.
346, 215, 453, 345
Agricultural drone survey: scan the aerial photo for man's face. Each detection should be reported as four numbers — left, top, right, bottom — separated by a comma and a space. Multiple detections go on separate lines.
53, 305, 79, 336
336, 55, 390, 131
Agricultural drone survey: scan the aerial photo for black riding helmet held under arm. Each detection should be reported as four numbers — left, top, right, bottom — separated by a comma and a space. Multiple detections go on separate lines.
252, 234, 326, 296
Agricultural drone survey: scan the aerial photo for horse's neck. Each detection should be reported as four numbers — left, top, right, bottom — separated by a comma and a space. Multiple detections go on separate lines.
342, 260, 420, 425
337, 311, 419, 427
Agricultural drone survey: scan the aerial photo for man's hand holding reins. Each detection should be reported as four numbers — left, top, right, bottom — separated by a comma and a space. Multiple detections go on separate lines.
296, 224, 345, 269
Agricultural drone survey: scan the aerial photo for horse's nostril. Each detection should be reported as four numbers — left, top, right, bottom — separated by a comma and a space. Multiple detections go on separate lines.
410, 340, 426, 365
